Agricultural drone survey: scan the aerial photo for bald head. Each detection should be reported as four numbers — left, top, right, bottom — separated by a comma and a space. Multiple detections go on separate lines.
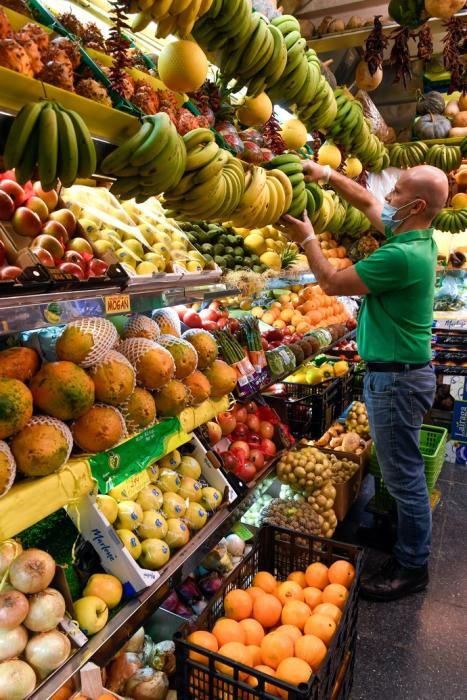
398, 165, 449, 220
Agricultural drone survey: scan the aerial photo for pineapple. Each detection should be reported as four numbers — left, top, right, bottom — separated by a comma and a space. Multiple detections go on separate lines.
38, 58, 74, 92
132, 81, 160, 114
20, 23, 49, 53
0, 8, 11, 40
57, 10, 85, 38
0, 38, 33, 77
280, 243, 300, 270
76, 78, 112, 107
14, 34, 42, 75
45, 37, 81, 69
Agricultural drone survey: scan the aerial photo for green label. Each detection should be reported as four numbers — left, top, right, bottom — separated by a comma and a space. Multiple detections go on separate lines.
89, 417, 183, 493
231, 522, 255, 541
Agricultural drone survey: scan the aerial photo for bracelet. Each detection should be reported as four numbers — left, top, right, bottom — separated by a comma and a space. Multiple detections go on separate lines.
301, 235, 316, 248
319, 165, 332, 185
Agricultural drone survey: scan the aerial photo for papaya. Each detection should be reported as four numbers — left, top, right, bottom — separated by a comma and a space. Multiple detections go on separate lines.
72, 405, 126, 452
11, 419, 72, 477
30, 361, 95, 420
0, 347, 40, 383
0, 378, 33, 439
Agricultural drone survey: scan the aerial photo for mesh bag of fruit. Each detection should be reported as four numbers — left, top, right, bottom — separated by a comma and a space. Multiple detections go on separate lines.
118, 338, 175, 391
123, 314, 161, 342
56, 317, 119, 368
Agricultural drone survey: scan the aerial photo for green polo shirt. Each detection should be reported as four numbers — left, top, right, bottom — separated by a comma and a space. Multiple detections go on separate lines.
354, 227, 436, 363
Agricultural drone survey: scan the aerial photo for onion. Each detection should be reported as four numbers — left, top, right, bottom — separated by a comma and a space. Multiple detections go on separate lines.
121, 627, 145, 654
107, 652, 143, 693
9, 549, 55, 594
24, 588, 66, 633
0, 659, 36, 699
0, 626, 28, 661
0, 591, 29, 630
125, 667, 169, 700
0, 541, 22, 578
25, 629, 71, 680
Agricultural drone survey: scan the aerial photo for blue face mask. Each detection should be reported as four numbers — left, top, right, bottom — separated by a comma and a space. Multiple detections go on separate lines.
381, 200, 419, 232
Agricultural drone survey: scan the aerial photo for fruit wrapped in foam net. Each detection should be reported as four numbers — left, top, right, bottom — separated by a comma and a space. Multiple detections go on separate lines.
56, 317, 119, 368
122, 314, 161, 341
152, 308, 181, 337
0, 440, 16, 497
118, 338, 175, 390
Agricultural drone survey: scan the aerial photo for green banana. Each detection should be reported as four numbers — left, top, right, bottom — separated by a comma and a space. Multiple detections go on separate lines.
55, 107, 79, 187
183, 128, 215, 150
130, 113, 174, 168
14, 124, 39, 186
3, 100, 47, 170
101, 121, 152, 174
38, 105, 58, 190
65, 108, 96, 178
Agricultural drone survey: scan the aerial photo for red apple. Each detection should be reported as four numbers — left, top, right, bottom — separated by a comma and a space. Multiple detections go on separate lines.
207, 420, 222, 445
183, 310, 202, 328
234, 406, 248, 424
260, 438, 276, 456
235, 462, 256, 482
246, 414, 260, 433
31, 247, 55, 266
59, 261, 85, 280
42, 220, 68, 242
221, 450, 239, 472
88, 258, 108, 277
26, 196, 49, 222
32, 182, 58, 211
32, 234, 64, 258
63, 250, 86, 269
0, 180, 26, 206
259, 421, 274, 439
0, 191, 15, 220
49, 209, 76, 236
230, 440, 250, 459
67, 237, 93, 255
249, 449, 265, 470
199, 308, 219, 322
0, 265, 22, 280
12, 207, 42, 237
218, 411, 237, 436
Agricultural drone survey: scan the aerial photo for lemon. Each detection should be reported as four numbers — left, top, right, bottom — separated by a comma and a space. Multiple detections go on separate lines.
116, 529, 142, 560
178, 456, 202, 480
260, 251, 282, 271
244, 233, 267, 255
186, 261, 203, 272
136, 262, 159, 275
137, 511, 168, 540
139, 538, 170, 569
184, 502, 208, 530
237, 92, 273, 126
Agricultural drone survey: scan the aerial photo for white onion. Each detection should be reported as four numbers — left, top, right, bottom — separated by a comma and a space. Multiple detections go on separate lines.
25, 629, 71, 680
0, 659, 36, 700
0, 541, 22, 578
0, 626, 28, 661
24, 588, 66, 633
0, 591, 29, 630
9, 549, 55, 594
121, 627, 145, 653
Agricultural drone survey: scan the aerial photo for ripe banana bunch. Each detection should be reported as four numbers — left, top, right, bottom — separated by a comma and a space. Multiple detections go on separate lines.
4, 100, 96, 190
228, 165, 291, 228
128, 0, 214, 37
101, 113, 186, 202
425, 144, 462, 173
327, 191, 348, 235
264, 153, 306, 217
163, 128, 245, 221
432, 207, 467, 233
388, 141, 429, 168
305, 181, 324, 219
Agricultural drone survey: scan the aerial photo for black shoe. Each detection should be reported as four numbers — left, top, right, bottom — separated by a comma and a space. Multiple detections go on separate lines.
360, 557, 429, 602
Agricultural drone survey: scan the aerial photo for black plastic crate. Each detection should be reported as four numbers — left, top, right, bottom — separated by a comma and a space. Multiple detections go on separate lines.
282, 375, 341, 401
337, 365, 355, 414
263, 386, 341, 440
175, 525, 363, 700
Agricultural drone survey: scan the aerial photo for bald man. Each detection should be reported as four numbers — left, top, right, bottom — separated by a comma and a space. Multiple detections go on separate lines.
280, 163, 448, 602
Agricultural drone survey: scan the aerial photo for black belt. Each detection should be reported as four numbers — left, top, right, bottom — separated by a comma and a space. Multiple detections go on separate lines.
366, 362, 430, 372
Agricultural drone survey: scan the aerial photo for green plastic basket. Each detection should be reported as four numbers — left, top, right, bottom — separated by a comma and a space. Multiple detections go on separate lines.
369, 425, 447, 510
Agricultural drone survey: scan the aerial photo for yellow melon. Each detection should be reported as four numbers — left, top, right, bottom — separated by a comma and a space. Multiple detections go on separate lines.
280, 119, 309, 149
237, 93, 273, 127
158, 39, 208, 92
318, 143, 342, 169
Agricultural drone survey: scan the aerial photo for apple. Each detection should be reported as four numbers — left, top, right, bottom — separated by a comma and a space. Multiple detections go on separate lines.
260, 438, 276, 456
88, 258, 108, 277
235, 462, 256, 482
259, 421, 274, 439
83, 574, 123, 610
0, 265, 21, 280
207, 420, 222, 445
199, 308, 218, 322
74, 596, 108, 635
12, 207, 42, 237
67, 237, 93, 255
33, 234, 65, 258
96, 494, 119, 524
234, 406, 248, 423
49, 209, 76, 237
31, 247, 55, 266
249, 449, 265, 470
32, 182, 58, 211
0, 180, 26, 206
26, 196, 49, 222
63, 250, 86, 269
246, 414, 260, 432
59, 262, 85, 280
230, 440, 250, 459
201, 320, 217, 331
93, 240, 114, 256
42, 220, 68, 243
0, 191, 15, 220
218, 411, 237, 436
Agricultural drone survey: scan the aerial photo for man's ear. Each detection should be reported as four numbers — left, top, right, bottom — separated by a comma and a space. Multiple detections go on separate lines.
414, 199, 427, 215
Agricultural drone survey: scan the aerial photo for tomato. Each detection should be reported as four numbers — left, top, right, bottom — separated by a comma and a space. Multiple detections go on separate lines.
260, 438, 277, 456
230, 440, 250, 458
183, 310, 202, 328
218, 411, 237, 436
235, 462, 256, 482
249, 449, 265, 470
199, 308, 219, 322
246, 414, 260, 433
259, 421, 274, 439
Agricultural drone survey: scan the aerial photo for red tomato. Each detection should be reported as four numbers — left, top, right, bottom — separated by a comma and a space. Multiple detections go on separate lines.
259, 421, 274, 439
249, 449, 265, 470
260, 438, 277, 456
183, 310, 202, 328
246, 414, 260, 433
230, 440, 250, 458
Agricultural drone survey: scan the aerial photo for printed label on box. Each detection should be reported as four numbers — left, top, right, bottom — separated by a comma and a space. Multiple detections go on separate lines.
452, 400, 467, 441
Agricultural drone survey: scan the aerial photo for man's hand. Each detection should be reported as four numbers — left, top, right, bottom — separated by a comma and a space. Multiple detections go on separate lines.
302, 160, 329, 183
278, 210, 316, 247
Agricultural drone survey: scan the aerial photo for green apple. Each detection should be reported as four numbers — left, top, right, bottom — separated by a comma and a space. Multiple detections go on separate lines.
74, 595, 108, 635
115, 248, 137, 268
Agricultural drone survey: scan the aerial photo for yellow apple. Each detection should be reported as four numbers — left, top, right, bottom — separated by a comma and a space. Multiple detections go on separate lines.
116, 529, 142, 559
96, 495, 119, 524
74, 595, 108, 635
116, 500, 143, 530
83, 574, 123, 609
93, 240, 114, 256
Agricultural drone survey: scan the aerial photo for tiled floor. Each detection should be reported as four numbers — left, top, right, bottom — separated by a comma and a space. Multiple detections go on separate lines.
335, 462, 467, 700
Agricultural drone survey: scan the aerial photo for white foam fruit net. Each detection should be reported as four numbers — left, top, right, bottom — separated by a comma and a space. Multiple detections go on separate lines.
120, 390, 157, 435
118, 338, 175, 388
25, 416, 74, 469
89, 349, 137, 394
123, 314, 161, 342
0, 440, 16, 497
158, 335, 198, 378
61, 317, 119, 368
72, 404, 128, 450
152, 308, 181, 337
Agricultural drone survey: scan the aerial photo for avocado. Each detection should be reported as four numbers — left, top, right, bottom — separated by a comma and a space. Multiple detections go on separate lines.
234, 265, 244, 271
234, 255, 244, 265
234, 246, 244, 256
244, 257, 253, 267
251, 254, 260, 264
204, 254, 213, 263
214, 255, 225, 267
218, 234, 229, 246
227, 234, 237, 245
252, 265, 262, 273
213, 243, 225, 255
224, 246, 235, 255
234, 235, 244, 246
224, 254, 235, 268
201, 243, 213, 254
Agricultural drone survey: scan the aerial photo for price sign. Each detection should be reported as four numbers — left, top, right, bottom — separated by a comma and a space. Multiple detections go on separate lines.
104, 294, 131, 314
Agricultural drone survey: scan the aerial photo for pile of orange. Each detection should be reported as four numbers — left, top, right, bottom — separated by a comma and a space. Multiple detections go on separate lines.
187, 559, 355, 699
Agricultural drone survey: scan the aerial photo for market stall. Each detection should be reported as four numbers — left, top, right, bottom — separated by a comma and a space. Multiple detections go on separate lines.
0, 0, 465, 698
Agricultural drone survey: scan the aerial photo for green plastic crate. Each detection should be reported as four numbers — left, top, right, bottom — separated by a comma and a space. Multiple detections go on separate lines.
369, 425, 447, 510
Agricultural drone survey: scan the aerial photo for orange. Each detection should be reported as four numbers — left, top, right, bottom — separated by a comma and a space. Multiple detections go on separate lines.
275, 657, 313, 698
253, 571, 277, 594
253, 593, 282, 628
188, 630, 219, 664
276, 581, 305, 606
303, 586, 323, 609
274, 624, 302, 643
295, 634, 327, 670
216, 642, 251, 679
245, 586, 266, 603
224, 589, 254, 621
304, 614, 336, 646
328, 560, 356, 589
247, 644, 262, 667
239, 618, 265, 646
305, 562, 329, 590
212, 618, 246, 647
287, 571, 306, 588
248, 665, 279, 696
50, 689, 74, 700
260, 632, 294, 669
313, 603, 342, 624
281, 600, 312, 630
322, 583, 349, 610
96, 696, 114, 700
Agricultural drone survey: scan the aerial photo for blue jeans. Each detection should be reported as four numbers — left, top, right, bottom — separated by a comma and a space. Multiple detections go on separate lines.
363, 366, 436, 568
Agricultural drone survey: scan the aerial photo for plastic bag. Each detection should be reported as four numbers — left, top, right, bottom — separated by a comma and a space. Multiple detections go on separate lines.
367, 167, 401, 203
